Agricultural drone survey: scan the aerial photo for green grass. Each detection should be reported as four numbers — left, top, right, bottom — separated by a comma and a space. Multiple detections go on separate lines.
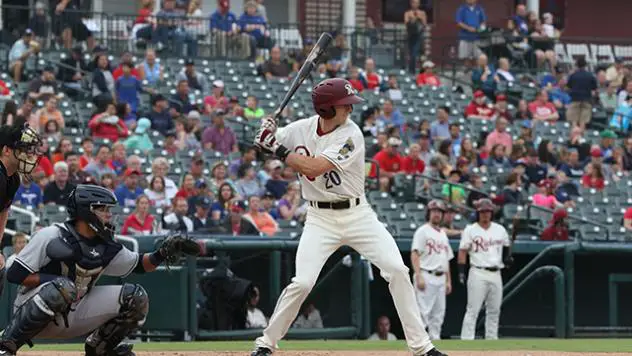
29, 339, 632, 353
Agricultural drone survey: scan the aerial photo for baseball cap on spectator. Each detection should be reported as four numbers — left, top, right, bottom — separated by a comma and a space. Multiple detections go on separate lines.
537, 179, 553, 188
229, 96, 239, 103
590, 147, 602, 157
124, 168, 141, 177
269, 159, 283, 170
388, 137, 402, 147
521, 120, 532, 129
212, 80, 225, 89
23, 28, 33, 36
195, 179, 207, 189
195, 196, 212, 209
187, 110, 201, 121
185, 58, 195, 66
135, 118, 151, 134
600, 129, 617, 139
473, 90, 485, 98
496, 94, 507, 102
422, 60, 435, 69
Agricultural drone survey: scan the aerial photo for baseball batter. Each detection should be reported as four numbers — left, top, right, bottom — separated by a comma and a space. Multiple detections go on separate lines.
0, 185, 199, 356
0, 124, 43, 297
458, 198, 511, 340
410, 200, 453, 341
251, 78, 446, 356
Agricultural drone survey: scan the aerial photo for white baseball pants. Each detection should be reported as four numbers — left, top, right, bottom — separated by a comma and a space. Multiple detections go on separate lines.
255, 201, 434, 355
414, 271, 447, 341
460, 267, 503, 340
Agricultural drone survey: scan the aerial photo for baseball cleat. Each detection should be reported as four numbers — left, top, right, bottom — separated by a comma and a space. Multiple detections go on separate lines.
422, 348, 448, 356
250, 347, 273, 356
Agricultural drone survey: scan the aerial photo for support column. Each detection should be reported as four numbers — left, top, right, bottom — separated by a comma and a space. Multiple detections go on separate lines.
527, 0, 539, 16
343, 0, 355, 35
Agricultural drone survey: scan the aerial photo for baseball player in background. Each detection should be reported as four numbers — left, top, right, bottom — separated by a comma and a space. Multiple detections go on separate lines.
251, 77, 447, 356
410, 199, 453, 341
458, 198, 511, 340
0, 185, 199, 356
0, 124, 43, 297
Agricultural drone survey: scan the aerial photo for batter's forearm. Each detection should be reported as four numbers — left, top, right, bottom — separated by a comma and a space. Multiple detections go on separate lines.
285, 154, 334, 178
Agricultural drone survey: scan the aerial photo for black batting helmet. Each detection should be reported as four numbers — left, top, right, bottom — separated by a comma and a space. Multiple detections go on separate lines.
67, 184, 118, 240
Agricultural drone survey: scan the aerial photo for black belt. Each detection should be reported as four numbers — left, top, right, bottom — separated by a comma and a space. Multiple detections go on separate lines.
474, 266, 500, 272
309, 198, 360, 210
423, 269, 445, 276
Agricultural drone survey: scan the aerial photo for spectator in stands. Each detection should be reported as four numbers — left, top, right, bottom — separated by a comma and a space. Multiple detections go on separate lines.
223, 201, 259, 235
112, 52, 139, 81
404, 0, 427, 74
244, 95, 265, 120
163, 196, 194, 233
123, 117, 154, 153
606, 57, 626, 89
121, 195, 156, 236
515, 99, 532, 122
176, 59, 207, 92
377, 99, 406, 136
150, 0, 182, 53
325, 33, 349, 75
204, 80, 229, 114
78, 137, 94, 169
601, 82, 620, 114
243, 195, 278, 236
623, 137, 632, 171
484, 144, 512, 170
84, 145, 116, 180
530, 19, 557, 72
202, 109, 239, 155
293, 302, 324, 329
33, 97, 64, 135
367, 131, 388, 158
178, 0, 203, 58
29, 2, 48, 43
58, 45, 88, 97
532, 178, 562, 210
236, 164, 263, 199
610, 94, 632, 134
466, 174, 487, 207
41, 119, 61, 141
114, 169, 144, 208
347, 66, 365, 92
189, 196, 212, 231
146, 94, 173, 136
1, 100, 17, 127
624, 205, 632, 231
229, 146, 257, 178
107, 142, 126, 176
210, 0, 245, 58
522, 147, 548, 185
28, 66, 61, 102
360, 57, 382, 90
455, 0, 486, 67
558, 148, 586, 178
442, 170, 466, 205
92, 54, 115, 105
43, 161, 75, 206
227, 96, 245, 117
240, 1, 274, 60
438, 139, 455, 166
617, 80, 632, 108
430, 106, 451, 143
211, 182, 236, 223
14, 177, 43, 209
498, 172, 524, 205
5, 233, 28, 269
144, 175, 171, 208
50, 138, 72, 164
278, 181, 306, 222
582, 162, 606, 191
494, 57, 515, 83
65, 151, 89, 185
262, 46, 295, 80
465, 90, 495, 120
373, 137, 404, 192
264, 160, 288, 199
88, 102, 129, 142
382, 75, 403, 102
246, 286, 268, 329
9, 28, 39, 83
360, 106, 379, 138
458, 137, 476, 164
512, 4, 529, 35
401, 143, 425, 174
147, 157, 179, 198
491, 94, 512, 122
368, 315, 397, 340
538, 140, 558, 168
116, 62, 147, 115
472, 54, 495, 99
449, 124, 463, 156
599, 130, 617, 159
554, 170, 579, 206
209, 160, 235, 194
541, 209, 570, 241
416, 60, 441, 87
567, 126, 590, 161
53, 0, 94, 50
136, 49, 162, 85
567, 57, 597, 130
485, 118, 512, 155
529, 89, 559, 122
169, 80, 196, 117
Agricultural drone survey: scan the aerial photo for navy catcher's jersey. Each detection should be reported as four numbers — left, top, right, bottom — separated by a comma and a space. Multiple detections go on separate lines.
0, 160, 20, 213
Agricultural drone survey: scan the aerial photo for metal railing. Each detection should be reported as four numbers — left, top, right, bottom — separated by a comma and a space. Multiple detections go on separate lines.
9, 205, 40, 235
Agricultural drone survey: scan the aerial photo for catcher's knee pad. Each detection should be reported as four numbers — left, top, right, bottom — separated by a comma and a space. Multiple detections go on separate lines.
0, 278, 76, 353
85, 284, 149, 356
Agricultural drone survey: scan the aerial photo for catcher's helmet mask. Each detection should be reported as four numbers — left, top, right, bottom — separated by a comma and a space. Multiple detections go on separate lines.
67, 185, 119, 240
312, 78, 364, 119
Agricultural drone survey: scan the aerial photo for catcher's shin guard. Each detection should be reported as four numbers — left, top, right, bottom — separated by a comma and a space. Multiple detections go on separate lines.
85, 283, 148, 356
0, 278, 77, 354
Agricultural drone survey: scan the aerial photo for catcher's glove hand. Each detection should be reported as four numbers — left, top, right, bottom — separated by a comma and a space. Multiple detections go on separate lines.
157, 234, 201, 266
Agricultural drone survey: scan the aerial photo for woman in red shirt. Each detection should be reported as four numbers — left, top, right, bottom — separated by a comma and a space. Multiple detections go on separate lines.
121, 195, 156, 236
347, 66, 364, 92
175, 173, 197, 199
416, 61, 441, 87
88, 102, 129, 142
581, 162, 606, 191
401, 143, 425, 174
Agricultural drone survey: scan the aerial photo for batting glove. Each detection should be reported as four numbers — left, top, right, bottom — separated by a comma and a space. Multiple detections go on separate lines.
260, 116, 277, 133
254, 127, 290, 161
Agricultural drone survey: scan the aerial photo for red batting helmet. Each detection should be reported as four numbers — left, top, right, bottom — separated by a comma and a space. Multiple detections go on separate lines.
312, 78, 364, 118
427, 199, 447, 212
476, 198, 495, 212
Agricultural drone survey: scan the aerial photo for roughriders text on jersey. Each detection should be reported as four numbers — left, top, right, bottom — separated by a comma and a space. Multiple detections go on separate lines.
425, 239, 451, 256
471, 236, 505, 252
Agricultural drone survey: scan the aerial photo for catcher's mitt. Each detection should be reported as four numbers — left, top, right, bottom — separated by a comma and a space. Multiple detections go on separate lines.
157, 234, 201, 266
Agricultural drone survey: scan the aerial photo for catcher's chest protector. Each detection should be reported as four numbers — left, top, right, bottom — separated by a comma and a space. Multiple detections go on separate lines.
44, 223, 123, 299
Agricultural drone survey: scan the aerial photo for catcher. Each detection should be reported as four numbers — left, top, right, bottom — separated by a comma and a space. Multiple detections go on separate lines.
0, 184, 200, 356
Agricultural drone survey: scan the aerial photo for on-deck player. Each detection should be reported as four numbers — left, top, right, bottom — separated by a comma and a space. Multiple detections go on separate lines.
410, 199, 453, 341
250, 77, 447, 356
0, 124, 43, 296
0, 184, 199, 356
458, 198, 511, 340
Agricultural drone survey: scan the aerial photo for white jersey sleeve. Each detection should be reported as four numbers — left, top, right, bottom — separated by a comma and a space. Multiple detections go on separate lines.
103, 246, 140, 277
14, 226, 58, 273
459, 224, 473, 251
411, 225, 427, 253
319, 128, 365, 173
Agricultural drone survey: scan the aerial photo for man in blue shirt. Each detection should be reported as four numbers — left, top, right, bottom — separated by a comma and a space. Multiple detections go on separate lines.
455, 0, 486, 65
512, 4, 529, 36
567, 57, 597, 130
147, 94, 174, 136
239, 1, 274, 60
114, 169, 144, 208
430, 106, 451, 144
14, 181, 42, 209
116, 63, 143, 114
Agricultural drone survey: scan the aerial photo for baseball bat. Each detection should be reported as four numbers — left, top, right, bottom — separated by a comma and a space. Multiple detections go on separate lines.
272, 32, 333, 123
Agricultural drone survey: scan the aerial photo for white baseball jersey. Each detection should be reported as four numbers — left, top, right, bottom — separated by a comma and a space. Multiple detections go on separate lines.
411, 223, 454, 272
459, 222, 510, 268
275, 115, 365, 201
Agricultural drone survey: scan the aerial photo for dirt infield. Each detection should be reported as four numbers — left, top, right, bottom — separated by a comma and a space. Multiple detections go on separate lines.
17, 352, 632, 356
